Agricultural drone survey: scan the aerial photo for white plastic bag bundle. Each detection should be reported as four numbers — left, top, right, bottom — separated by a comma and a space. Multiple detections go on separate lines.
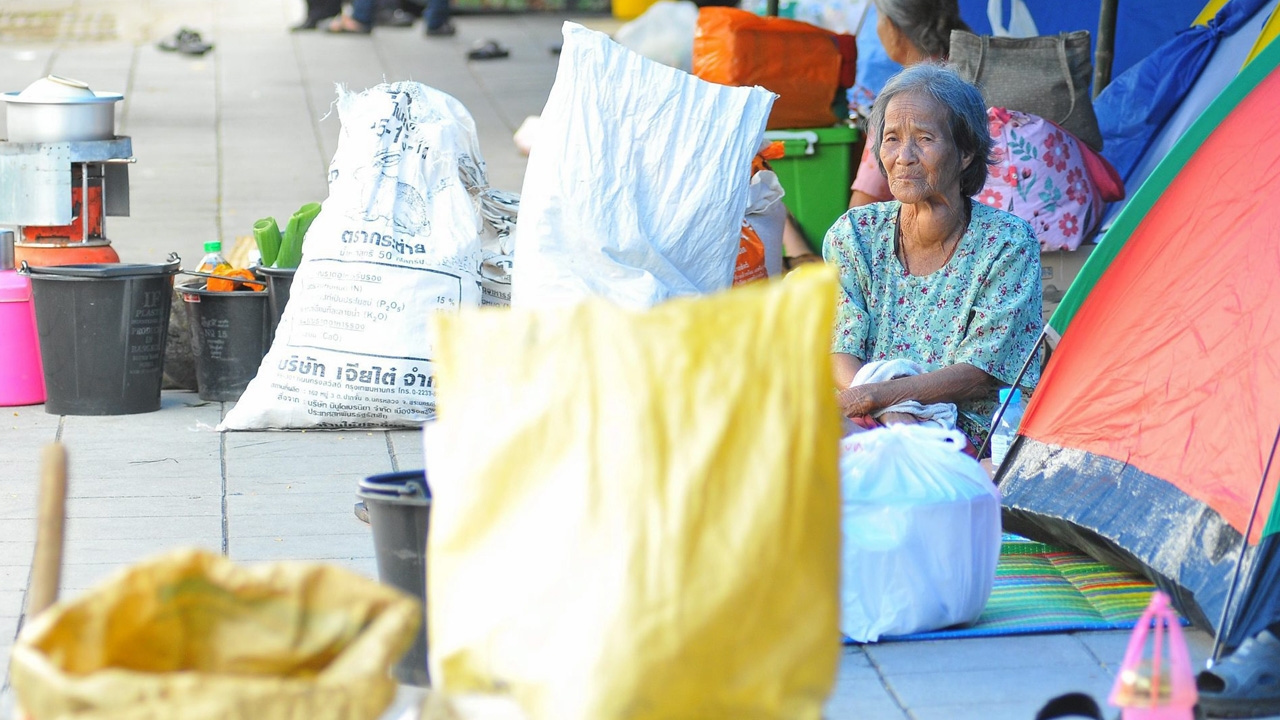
839, 424, 1001, 642
613, 1, 699, 72
220, 82, 488, 430
511, 22, 776, 310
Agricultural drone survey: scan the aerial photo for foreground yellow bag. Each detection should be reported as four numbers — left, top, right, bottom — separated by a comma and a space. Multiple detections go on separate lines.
425, 266, 843, 720
10, 549, 420, 720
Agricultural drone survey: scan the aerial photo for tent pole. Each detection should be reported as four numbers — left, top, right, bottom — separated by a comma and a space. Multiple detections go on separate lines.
979, 327, 1046, 463
1094, 0, 1119, 98
1209, 424, 1280, 666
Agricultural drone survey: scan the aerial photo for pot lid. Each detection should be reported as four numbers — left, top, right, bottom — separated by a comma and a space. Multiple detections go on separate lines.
3, 75, 122, 105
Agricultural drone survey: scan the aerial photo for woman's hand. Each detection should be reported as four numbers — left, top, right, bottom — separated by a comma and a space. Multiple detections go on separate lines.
836, 384, 877, 418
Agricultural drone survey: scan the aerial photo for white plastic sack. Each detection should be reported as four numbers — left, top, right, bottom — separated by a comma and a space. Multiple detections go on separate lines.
746, 169, 786, 278
511, 22, 776, 310
839, 424, 1001, 642
613, 1, 699, 72
477, 190, 519, 306
220, 82, 490, 430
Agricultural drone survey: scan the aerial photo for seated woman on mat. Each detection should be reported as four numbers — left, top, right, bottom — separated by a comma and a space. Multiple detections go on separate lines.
826, 63, 1042, 453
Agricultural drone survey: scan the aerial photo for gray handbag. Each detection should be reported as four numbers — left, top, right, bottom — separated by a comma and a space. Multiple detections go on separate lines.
949, 29, 1104, 151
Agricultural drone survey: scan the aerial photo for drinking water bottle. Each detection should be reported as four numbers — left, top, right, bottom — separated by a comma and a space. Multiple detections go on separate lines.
989, 387, 1023, 468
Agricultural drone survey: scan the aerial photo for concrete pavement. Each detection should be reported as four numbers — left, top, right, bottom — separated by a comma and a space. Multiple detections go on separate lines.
0, 0, 1272, 718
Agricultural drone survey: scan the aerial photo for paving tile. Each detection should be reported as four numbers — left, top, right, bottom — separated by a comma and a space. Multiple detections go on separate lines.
230, 511, 368, 538
0, 520, 36, 545
0, 592, 24, 618
885, 663, 1114, 713
226, 490, 360, 515
64, 494, 219, 518
826, 648, 906, 720
63, 514, 222, 542
865, 634, 1100, 675
0, 543, 35, 567
60, 535, 221, 566
388, 430, 425, 470
1074, 627, 1216, 672
58, 562, 140, 594
0, 566, 29, 591
229, 472, 366, 496
228, 533, 374, 562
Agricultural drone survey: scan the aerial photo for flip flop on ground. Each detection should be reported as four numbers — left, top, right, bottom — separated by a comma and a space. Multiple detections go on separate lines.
158, 28, 214, 55
1197, 628, 1280, 718
467, 40, 510, 60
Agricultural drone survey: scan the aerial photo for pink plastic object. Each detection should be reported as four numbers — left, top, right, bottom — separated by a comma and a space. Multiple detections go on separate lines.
0, 268, 46, 407
1109, 591, 1198, 720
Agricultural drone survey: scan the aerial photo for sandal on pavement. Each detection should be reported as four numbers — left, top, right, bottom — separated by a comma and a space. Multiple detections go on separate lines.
158, 28, 214, 55
1197, 629, 1280, 718
326, 15, 372, 34
467, 39, 510, 60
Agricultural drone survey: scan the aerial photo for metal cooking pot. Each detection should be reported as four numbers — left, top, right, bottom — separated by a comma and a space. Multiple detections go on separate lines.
1, 75, 123, 143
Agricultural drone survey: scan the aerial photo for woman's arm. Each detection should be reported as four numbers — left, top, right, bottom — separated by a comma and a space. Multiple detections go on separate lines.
836, 362, 994, 418
831, 352, 864, 390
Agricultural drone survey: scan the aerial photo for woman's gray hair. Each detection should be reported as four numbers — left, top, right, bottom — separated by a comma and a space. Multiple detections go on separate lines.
874, 0, 970, 60
867, 62, 994, 198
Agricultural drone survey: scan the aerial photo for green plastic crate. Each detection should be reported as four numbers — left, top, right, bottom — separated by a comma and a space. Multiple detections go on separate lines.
765, 125, 862, 254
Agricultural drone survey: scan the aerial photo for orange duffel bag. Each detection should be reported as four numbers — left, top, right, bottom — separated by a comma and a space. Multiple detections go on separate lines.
693, 7, 855, 130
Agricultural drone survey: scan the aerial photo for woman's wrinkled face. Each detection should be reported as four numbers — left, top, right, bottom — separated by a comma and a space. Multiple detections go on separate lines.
879, 91, 970, 205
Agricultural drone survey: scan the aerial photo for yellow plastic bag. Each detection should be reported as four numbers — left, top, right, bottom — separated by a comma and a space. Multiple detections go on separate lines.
425, 266, 844, 720
10, 549, 420, 720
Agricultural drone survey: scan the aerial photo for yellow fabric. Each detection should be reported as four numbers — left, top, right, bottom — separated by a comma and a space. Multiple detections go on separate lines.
424, 265, 844, 720
10, 549, 420, 720
1193, 0, 1230, 26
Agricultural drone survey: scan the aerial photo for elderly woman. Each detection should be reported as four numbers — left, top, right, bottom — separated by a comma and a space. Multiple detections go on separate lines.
827, 63, 1043, 451
850, 0, 970, 208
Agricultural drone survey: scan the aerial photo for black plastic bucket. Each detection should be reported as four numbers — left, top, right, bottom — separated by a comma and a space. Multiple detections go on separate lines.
255, 266, 295, 336
357, 469, 431, 686
178, 283, 271, 402
26, 260, 179, 415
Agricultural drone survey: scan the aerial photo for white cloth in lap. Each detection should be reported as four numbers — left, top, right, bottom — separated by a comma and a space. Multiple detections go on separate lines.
851, 359, 958, 430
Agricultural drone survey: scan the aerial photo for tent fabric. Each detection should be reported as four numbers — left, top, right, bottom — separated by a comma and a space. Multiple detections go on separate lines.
1099, 0, 1280, 230
1092, 0, 1273, 181
1001, 35, 1280, 649
1048, 7, 1280, 334
1001, 442, 1251, 635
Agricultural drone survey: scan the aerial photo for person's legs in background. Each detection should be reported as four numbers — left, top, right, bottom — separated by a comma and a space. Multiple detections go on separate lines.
326, 0, 376, 32
375, 0, 417, 26
423, 0, 455, 36
292, 0, 343, 31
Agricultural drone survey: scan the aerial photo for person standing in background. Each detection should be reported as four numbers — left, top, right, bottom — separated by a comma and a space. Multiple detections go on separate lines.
327, 0, 455, 35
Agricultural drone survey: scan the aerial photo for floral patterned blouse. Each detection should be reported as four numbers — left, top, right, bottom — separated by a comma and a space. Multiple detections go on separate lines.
824, 199, 1043, 446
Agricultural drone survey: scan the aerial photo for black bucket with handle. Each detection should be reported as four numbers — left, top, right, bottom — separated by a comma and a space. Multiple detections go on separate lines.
357, 469, 431, 686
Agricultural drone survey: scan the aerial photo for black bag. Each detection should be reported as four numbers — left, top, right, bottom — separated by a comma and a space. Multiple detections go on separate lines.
949, 29, 1104, 151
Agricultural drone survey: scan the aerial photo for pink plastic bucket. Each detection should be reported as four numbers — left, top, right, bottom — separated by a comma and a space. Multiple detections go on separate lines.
0, 268, 46, 407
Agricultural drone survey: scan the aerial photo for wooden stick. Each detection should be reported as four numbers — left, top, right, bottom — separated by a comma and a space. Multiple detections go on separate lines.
27, 443, 67, 618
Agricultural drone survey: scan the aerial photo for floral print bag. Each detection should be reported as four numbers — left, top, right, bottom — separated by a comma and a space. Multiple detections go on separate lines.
977, 107, 1103, 251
